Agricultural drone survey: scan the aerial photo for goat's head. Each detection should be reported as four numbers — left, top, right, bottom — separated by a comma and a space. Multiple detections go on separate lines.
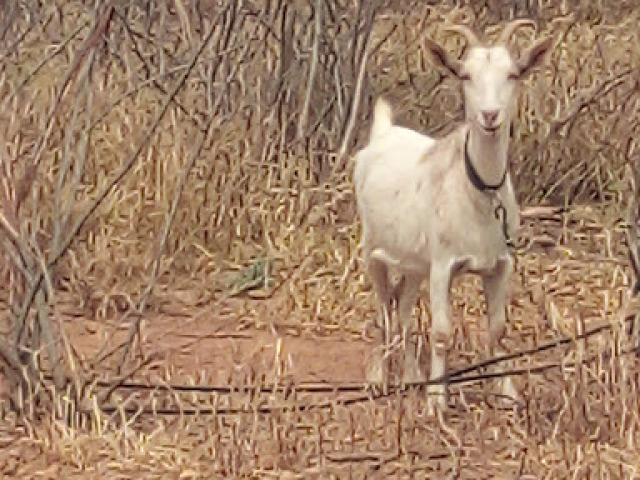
425, 20, 554, 136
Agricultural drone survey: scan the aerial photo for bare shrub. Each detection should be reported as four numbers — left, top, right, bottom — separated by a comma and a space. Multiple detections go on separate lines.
0, 0, 639, 476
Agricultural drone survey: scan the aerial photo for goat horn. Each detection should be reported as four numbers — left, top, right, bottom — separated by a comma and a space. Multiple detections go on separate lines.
497, 19, 537, 45
444, 24, 482, 48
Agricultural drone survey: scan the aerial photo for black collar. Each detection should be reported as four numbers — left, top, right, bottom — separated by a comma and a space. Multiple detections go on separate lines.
463, 130, 508, 192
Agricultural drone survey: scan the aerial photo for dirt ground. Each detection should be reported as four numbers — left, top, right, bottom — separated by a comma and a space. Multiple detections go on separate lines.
1, 303, 529, 478
2, 207, 640, 478
110, 313, 367, 390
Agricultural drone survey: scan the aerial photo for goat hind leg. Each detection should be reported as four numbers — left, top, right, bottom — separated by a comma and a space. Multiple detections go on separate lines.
365, 257, 393, 388
395, 274, 425, 386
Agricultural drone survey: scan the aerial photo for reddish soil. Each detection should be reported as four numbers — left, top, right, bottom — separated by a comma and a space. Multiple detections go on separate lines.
60, 294, 373, 387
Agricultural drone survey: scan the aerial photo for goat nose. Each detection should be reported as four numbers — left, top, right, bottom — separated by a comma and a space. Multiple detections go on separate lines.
481, 110, 499, 126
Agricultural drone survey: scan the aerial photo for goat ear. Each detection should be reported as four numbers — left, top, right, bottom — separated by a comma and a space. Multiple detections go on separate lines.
516, 35, 555, 78
425, 37, 462, 78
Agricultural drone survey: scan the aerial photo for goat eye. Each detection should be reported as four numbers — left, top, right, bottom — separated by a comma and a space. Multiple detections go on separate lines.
459, 73, 471, 81
508, 72, 520, 80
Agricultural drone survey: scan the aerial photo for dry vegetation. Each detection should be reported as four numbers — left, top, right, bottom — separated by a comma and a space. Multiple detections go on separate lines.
1, 0, 640, 477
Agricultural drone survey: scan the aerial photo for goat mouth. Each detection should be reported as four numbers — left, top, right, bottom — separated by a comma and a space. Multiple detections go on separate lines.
480, 124, 500, 134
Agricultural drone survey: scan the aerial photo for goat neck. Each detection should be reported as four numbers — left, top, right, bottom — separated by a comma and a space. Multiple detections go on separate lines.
465, 121, 510, 191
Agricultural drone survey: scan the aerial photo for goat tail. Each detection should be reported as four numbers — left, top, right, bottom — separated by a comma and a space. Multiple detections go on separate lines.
370, 97, 393, 140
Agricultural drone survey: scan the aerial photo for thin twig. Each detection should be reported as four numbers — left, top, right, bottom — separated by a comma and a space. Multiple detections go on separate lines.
297, 0, 322, 140
336, 3, 377, 163
625, 156, 640, 291
90, 343, 638, 418
112, 0, 242, 368
113, 8, 189, 116
11, 4, 213, 348
11, 20, 90, 96
0, 3, 44, 64
80, 312, 634, 400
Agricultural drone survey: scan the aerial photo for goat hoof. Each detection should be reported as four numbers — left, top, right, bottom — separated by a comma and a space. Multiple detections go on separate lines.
426, 385, 447, 415
496, 377, 521, 409
426, 395, 446, 416
365, 347, 388, 391
499, 377, 518, 400
401, 367, 426, 389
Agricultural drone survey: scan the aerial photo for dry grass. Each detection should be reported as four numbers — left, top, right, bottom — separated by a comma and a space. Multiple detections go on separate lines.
1, 0, 640, 477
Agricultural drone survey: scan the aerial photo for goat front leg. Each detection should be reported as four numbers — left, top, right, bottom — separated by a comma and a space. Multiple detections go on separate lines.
482, 257, 518, 402
428, 263, 453, 414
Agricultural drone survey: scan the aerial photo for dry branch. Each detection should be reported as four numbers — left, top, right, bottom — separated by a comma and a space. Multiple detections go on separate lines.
297, 0, 322, 140
11, 7, 219, 335
2, 3, 640, 476
337, 2, 377, 162
72, 309, 637, 420
111, 0, 242, 367
626, 155, 640, 292
625, 152, 640, 347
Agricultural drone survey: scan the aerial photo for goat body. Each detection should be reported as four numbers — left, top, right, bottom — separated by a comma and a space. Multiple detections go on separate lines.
356, 120, 518, 277
354, 20, 554, 412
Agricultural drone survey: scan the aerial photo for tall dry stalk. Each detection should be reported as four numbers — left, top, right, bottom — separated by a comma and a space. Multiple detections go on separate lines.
0, 0, 638, 426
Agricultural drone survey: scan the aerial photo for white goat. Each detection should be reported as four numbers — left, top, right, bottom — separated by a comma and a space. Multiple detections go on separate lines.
354, 20, 554, 411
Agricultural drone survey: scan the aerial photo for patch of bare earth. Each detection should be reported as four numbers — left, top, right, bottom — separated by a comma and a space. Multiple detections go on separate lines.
3, 207, 640, 478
